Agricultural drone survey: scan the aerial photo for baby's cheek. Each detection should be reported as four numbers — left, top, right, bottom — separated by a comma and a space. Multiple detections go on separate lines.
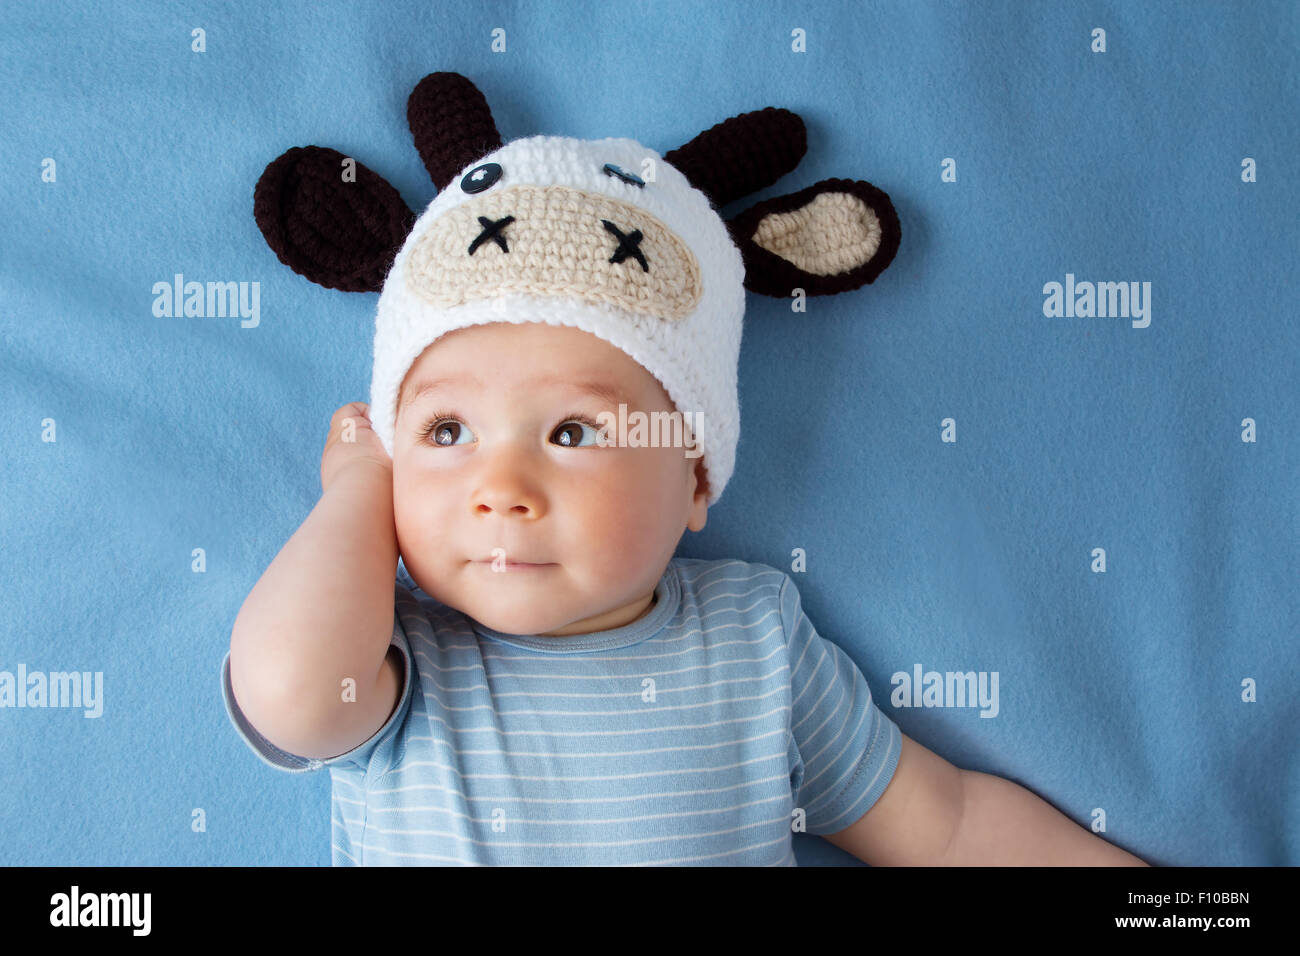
392, 478, 452, 561
578, 458, 677, 557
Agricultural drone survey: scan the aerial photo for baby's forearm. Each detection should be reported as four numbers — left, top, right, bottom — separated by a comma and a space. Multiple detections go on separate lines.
943, 771, 1150, 866
229, 460, 399, 729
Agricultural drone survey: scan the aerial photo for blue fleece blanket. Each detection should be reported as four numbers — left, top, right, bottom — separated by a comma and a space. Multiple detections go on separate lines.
1, 0, 1295, 866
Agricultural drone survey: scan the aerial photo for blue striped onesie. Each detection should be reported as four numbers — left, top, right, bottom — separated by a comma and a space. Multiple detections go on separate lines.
220, 557, 901, 865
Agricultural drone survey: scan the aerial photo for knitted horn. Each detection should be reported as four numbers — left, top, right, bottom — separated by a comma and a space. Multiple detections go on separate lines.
663, 107, 807, 210
407, 72, 504, 194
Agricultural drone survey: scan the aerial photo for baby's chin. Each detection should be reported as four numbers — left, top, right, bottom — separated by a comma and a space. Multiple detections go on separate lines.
458, 599, 577, 637
410, 565, 578, 635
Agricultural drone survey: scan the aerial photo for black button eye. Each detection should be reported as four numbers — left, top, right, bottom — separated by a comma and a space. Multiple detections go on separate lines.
603, 163, 645, 187
461, 162, 502, 194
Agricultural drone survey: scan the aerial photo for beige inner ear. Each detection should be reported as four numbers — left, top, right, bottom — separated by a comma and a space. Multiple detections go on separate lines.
751, 191, 883, 276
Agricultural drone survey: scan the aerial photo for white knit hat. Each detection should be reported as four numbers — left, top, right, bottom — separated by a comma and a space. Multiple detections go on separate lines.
251, 71, 902, 510
368, 134, 744, 507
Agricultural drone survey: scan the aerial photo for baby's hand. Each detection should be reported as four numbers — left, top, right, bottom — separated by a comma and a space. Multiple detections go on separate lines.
321, 402, 392, 494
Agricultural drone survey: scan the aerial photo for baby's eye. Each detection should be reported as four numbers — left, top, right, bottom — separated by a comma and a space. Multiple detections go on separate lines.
429, 419, 475, 446
551, 419, 605, 448
423, 416, 606, 448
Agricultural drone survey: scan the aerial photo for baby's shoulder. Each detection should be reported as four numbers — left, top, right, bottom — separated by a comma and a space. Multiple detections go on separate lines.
673, 554, 787, 578
391, 580, 474, 641
672, 556, 789, 605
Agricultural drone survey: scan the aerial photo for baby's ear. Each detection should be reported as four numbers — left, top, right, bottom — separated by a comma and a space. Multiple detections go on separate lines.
693, 457, 711, 503
726, 177, 900, 297
686, 457, 710, 532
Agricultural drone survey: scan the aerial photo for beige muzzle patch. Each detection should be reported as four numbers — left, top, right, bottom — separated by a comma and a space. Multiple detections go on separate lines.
405, 184, 703, 321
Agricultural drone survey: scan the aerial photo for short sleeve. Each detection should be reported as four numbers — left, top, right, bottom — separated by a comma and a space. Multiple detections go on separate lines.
779, 574, 902, 835
219, 594, 413, 774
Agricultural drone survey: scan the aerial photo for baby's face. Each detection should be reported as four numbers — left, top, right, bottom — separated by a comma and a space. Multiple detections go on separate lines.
392, 321, 709, 637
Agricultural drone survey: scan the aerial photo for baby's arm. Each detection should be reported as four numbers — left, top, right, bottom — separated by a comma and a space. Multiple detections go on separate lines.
227, 403, 401, 761
824, 733, 1149, 866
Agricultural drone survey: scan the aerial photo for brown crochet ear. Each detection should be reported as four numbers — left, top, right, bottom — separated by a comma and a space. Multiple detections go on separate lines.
407, 72, 504, 193
726, 178, 901, 297
253, 145, 415, 293
663, 107, 806, 209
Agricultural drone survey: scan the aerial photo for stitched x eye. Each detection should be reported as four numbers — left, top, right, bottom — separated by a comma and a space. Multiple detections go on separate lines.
468, 215, 515, 255
602, 220, 648, 272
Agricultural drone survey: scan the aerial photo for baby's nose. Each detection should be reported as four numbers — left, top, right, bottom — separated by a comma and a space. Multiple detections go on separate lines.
404, 184, 702, 322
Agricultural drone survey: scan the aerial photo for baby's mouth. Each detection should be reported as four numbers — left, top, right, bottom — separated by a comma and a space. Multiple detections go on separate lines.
471, 557, 556, 571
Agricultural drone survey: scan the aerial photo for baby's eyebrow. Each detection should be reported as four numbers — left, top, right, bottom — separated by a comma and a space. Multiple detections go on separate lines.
400, 373, 482, 413
400, 373, 633, 413
547, 378, 634, 408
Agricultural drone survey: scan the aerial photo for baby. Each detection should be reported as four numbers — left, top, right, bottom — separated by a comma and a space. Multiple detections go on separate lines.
223, 71, 1148, 866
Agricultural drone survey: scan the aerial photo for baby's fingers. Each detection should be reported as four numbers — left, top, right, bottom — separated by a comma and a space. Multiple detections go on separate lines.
330, 402, 372, 430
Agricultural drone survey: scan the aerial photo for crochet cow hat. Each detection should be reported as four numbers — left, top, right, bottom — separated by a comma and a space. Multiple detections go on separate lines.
253, 71, 901, 506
